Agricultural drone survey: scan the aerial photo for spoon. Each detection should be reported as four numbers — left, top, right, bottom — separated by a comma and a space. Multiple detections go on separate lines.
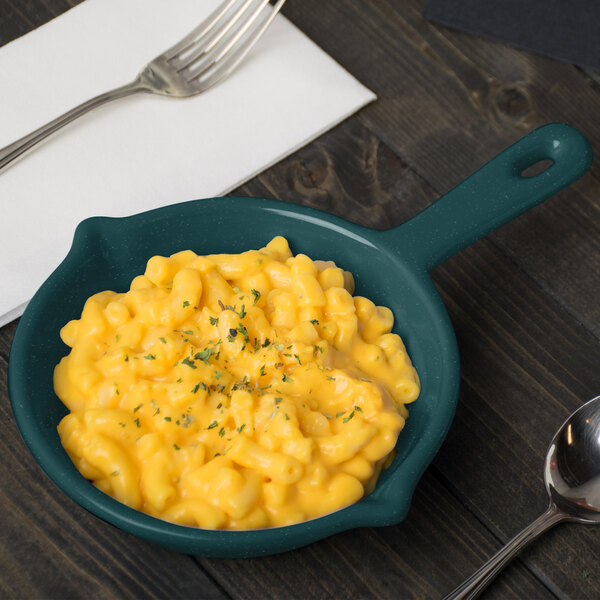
444, 395, 600, 599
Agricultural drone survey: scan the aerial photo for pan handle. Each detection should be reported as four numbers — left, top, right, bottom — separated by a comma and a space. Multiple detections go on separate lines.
385, 123, 592, 272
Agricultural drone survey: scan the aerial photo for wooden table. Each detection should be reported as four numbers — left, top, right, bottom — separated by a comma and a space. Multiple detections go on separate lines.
1, 1, 599, 598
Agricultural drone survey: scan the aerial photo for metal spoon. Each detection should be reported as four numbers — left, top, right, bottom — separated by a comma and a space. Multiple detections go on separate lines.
444, 395, 600, 599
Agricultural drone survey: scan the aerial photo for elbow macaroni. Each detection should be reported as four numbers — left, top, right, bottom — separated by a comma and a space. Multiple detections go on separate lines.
55, 236, 420, 529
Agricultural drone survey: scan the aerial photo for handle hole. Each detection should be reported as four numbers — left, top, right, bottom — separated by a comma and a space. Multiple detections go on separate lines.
521, 159, 554, 178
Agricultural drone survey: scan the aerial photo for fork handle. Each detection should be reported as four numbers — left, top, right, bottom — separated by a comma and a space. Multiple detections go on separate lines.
0, 76, 149, 172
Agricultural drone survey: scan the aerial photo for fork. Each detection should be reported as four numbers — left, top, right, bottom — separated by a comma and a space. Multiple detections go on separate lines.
0, 0, 287, 172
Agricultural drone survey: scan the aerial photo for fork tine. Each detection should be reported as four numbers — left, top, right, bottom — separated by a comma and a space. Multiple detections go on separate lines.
162, 0, 241, 60
174, 0, 270, 75
188, 0, 287, 89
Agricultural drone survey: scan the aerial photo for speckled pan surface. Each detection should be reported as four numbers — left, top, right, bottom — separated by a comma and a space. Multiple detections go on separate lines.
8, 123, 592, 557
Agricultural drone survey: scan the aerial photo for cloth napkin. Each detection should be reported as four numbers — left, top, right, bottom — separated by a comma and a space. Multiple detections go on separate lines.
423, 0, 600, 72
0, 0, 375, 327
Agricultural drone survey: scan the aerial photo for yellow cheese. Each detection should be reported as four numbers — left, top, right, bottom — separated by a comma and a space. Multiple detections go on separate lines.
55, 237, 420, 529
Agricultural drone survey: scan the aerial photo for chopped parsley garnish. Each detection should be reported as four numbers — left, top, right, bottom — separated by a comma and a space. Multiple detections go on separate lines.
134, 417, 141, 428
133, 403, 143, 413
275, 397, 282, 404
194, 347, 214, 364
182, 300, 190, 308
237, 322, 250, 343
251, 289, 261, 305
310, 319, 320, 325
282, 373, 293, 383
174, 329, 193, 335
335, 411, 345, 418
180, 414, 194, 428
159, 337, 167, 344
144, 353, 156, 360
343, 410, 356, 423
218, 427, 226, 438
110, 470, 120, 477
181, 357, 197, 369
239, 304, 247, 319
284, 413, 290, 421
164, 417, 172, 422
209, 316, 219, 326
259, 365, 266, 377
293, 354, 302, 365
237, 424, 246, 434
207, 420, 218, 430
326, 375, 336, 381
191, 383, 201, 394
173, 444, 180, 450
262, 338, 271, 347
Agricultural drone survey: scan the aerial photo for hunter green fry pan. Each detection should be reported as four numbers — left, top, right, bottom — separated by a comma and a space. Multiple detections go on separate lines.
8, 123, 593, 557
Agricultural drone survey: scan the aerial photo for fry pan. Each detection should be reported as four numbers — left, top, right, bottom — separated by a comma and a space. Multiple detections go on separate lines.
8, 123, 592, 557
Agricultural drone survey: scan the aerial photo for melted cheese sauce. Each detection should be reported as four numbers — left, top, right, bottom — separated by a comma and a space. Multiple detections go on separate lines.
55, 236, 420, 529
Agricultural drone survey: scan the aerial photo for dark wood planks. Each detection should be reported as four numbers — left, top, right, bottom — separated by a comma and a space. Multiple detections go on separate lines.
283, 0, 600, 332
0, 0, 82, 45
1, 0, 600, 599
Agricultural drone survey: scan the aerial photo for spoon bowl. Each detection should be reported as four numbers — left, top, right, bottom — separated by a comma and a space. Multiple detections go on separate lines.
547, 395, 600, 522
445, 395, 600, 600
8, 123, 593, 557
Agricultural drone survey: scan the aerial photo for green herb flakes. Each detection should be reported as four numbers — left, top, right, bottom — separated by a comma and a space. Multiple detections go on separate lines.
343, 410, 355, 423
194, 347, 214, 364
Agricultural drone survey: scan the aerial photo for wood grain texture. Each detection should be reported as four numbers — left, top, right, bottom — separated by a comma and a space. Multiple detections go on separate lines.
1, 0, 600, 598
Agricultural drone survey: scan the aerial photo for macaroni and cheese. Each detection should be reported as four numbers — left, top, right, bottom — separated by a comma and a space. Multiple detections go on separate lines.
55, 236, 420, 529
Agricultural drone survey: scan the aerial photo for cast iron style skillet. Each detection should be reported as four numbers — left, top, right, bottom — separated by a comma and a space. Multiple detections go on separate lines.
8, 123, 592, 557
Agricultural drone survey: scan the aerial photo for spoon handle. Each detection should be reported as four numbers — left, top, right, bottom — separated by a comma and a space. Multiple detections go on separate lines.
442, 504, 566, 600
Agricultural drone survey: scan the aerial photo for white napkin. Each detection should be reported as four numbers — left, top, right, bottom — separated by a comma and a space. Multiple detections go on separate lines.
0, 0, 375, 327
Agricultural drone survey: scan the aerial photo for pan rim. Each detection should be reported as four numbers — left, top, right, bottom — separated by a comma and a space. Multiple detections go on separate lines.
8, 196, 460, 557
